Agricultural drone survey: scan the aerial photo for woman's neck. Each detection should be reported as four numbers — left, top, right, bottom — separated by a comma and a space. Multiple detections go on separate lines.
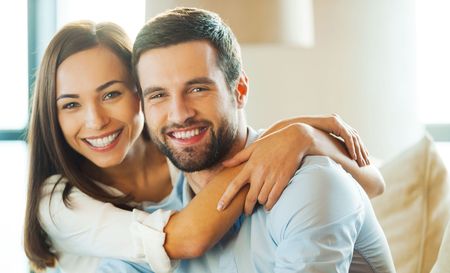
84, 136, 173, 202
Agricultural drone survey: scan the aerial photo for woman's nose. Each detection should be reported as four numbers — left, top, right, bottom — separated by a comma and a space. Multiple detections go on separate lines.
84, 104, 109, 130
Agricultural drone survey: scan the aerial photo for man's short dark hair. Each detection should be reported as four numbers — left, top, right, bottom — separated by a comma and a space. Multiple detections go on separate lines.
132, 7, 242, 92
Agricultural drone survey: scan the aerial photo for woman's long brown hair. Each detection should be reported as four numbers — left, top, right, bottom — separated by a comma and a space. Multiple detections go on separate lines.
24, 21, 139, 271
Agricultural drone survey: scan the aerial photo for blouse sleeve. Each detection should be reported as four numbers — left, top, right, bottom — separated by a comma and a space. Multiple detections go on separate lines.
38, 175, 178, 273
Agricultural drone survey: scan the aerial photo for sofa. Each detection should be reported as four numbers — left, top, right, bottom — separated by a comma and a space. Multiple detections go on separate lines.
372, 134, 450, 273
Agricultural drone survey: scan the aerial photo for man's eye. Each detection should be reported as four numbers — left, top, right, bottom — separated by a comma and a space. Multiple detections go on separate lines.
103, 91, 121, 100
192, 87, 207, 93
62, 102, 80, 110
149, 93, 165, 100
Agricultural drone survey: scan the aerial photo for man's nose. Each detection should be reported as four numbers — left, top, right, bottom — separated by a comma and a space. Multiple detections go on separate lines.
84, 104, 109, 130
168, 96, 195, 125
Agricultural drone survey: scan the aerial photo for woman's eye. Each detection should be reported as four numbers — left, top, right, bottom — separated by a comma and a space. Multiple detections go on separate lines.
103, 91, 121, 100
62, 102, 80, 110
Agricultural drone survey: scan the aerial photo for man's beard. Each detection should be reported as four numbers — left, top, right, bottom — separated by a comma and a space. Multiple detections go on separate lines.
150, 118, 237, 172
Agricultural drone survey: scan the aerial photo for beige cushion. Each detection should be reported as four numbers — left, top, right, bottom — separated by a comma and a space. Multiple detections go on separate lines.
372, 135, 450, 273
431, 220, 450, 273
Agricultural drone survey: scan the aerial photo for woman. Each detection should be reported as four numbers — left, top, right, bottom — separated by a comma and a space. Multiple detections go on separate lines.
24, 21, 382, 273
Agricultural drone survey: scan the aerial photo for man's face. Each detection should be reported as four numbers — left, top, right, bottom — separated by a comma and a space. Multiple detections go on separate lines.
137, 41, 245, 172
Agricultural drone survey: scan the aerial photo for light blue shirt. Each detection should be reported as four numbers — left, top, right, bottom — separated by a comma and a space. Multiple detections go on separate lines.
97, 128, 395, 273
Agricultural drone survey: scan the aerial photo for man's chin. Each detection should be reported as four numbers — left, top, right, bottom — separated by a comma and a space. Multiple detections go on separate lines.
168, 154, 215, 172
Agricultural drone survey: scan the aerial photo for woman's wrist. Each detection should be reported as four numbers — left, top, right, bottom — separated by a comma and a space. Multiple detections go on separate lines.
289, 123, 316, 156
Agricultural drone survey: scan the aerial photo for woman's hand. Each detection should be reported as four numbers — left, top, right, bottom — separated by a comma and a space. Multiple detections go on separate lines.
218, 124, 313, 215
217, 114, 372, 215
299, 114, 370, 167
264, 114, 370, 167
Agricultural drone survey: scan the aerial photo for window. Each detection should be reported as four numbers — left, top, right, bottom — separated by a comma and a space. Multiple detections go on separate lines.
56, 0, 146, 42
416, 1, 450, 126
0, 0, 29, 272
0, 0, 28, 131
416, 0, 450, 166
0, 142, 28, 272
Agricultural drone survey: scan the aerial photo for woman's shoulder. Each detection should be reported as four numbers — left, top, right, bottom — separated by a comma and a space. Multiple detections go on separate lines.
41, 174, 70, 196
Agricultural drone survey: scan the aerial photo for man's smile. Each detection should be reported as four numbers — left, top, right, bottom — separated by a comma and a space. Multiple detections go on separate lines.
166, 126, 209, 145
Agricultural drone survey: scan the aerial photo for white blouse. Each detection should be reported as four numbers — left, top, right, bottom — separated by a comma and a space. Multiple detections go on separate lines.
38, 162, 181, 273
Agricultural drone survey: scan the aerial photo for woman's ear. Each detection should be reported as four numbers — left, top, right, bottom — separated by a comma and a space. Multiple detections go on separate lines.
234, 70, 249, 109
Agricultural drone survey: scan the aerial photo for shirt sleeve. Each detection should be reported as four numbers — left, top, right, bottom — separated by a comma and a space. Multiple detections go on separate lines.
38, 175, 178, 273
268, 156, 365, 273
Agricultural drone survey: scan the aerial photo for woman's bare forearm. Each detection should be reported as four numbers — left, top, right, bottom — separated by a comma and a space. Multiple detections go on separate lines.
163, 165, 248, 259
307, 126, 385, 198
264, 116, 384, 197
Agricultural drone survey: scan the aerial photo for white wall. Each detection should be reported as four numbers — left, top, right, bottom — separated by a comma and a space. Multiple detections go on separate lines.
146, 0, 424, 160
243, 0, 423, 160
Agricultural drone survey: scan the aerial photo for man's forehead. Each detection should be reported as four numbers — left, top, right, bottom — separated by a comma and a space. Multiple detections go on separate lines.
137, 40, 217, 69
137, 41, 225, 89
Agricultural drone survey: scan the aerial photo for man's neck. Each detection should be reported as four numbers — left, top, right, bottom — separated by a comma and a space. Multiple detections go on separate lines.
185, 125, 248, 194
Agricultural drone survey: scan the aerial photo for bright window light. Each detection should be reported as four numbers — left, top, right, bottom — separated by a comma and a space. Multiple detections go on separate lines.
416, 0, 450, 124
0, 142, 28, 272
56, 0, 146, 41
0, 0, 28, 130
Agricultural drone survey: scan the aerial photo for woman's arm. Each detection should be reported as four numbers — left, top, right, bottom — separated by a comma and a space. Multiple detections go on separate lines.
266, 114, 385, 197
39, 173, 247, 267
263, 114, 371, 166
163, 165, 247, 258
295, 123, 385, 198
217, 115, 384, 214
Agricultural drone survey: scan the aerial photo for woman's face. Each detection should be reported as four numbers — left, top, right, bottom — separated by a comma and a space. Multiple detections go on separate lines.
56, 46, 144, 168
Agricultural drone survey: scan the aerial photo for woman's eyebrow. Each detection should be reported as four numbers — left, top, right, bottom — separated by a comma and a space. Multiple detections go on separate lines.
95, 80, 125, 92
56, 94, 78, 101
56, 80, 125, 101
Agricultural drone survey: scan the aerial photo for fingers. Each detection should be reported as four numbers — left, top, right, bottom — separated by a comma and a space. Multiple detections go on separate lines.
264, 173, 291, 211
353, 133, 365, 167
217, 168, 251, 211
330, 114, 357, 160
243, 171, 265, 215
358, 136, 370, 165
363, 146, 370, 164
333, 115, 369, 166
218, 166, 287, 215
222, 145, 254, 167
256, 176, 274, 206
340, 128, 356, 160
350, 130, 372, 167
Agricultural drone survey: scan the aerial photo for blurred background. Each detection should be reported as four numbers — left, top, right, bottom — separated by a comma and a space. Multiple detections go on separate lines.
0, 0, 448, 271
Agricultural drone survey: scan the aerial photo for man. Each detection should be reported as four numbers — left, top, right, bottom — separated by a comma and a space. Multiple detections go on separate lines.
98, 7, 395, 273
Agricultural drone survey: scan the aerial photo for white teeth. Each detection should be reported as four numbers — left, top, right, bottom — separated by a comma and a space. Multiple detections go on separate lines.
173, 129, 201, 140
85, 131, 120, 148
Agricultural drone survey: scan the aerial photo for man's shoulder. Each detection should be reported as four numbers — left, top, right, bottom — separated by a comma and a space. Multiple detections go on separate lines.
266, 156, 365, 239
273, 155, 363, 207
296, 155, 345, 173
290, 155, 358, 187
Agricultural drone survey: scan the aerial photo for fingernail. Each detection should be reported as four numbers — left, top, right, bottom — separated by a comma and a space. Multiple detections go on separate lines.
353, 153, 357, 160
217, 200, 224, 211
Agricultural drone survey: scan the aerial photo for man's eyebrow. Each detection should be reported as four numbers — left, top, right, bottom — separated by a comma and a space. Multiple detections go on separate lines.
142, 77, 216, 98
56, 80, 125, 101
142, 86, 164, 98
186, 77, 215, 86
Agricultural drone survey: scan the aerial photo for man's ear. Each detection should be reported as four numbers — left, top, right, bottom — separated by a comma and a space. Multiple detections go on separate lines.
234, 70, 249, 109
